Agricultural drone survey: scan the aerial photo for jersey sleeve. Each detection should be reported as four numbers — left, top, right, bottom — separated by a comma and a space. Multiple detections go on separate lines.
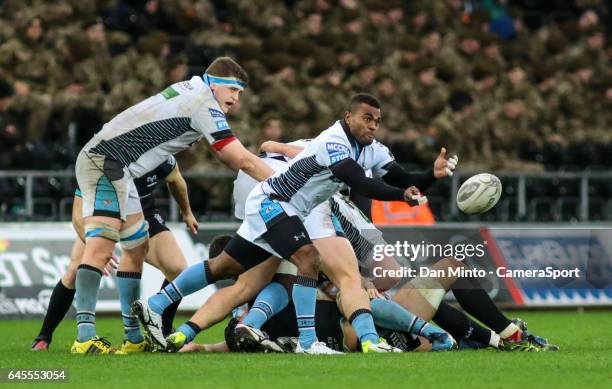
369, 140, 396, 178
191, 99, 237, 151
316, 132, 352, 168
157, 155, 177, 179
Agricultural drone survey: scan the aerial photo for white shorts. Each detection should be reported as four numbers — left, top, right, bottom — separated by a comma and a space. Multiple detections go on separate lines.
329, 194, 386, 267
303, 200, 345, 240
237, 187, 343, 258
75, 151, 141, 221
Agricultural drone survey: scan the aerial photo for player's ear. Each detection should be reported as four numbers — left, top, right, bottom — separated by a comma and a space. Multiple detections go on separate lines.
344, 110, 352, 124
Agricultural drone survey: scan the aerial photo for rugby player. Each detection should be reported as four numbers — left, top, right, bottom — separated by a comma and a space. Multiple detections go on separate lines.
137, 93, 456, 354
72, 57, 274, 354
32, 157, 197, 353
240, 140, 557, 352
173, 235, 455, 354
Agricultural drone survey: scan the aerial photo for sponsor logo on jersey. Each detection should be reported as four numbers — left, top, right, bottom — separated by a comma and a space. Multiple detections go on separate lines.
208, 108, 226, 118
326, 142, 350, 164
160, 86, 179, 100
216, 120, 230, 130
146, 174, 158, 188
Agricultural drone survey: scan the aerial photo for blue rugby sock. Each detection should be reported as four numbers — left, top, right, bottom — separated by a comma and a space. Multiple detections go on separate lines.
177, 321, 201, 344
148, 261, 210, 315
117, 271, 144, 343
242, 282, 289, 329
75, 265, 102, 342
349, 309, 379, 344
293, 276, 318, 349
370, 298, 429, 336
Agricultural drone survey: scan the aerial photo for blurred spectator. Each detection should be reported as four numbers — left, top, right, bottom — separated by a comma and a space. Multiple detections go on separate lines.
0, 0, 609, 172
259, 114, 285, 143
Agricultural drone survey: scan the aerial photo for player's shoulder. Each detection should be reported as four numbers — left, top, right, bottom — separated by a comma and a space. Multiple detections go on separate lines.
170, 76, 216, 106
315, 121, 350, 146
171, 75, 207, 95
370, 139, 394, 158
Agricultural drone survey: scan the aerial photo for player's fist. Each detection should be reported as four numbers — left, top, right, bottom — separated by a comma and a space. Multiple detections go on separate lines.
433, 147, 458, 178
403, 186, 428, 206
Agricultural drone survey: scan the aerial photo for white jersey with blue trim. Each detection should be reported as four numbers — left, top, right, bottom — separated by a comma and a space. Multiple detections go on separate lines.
233, 139, 311, 219
83, 76, 235, 178
260, 120, 394, 218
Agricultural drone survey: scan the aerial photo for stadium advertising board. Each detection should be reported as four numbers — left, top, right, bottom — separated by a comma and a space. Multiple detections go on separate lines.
489, 228, 612, 306
0, 223, 235, 319
0, 224, 116, 319
2, 223, 611, 318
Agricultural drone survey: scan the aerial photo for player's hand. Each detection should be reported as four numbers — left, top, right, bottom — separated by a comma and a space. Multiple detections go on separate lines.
183, 212, 199, 235
259, 141, 280, 154
403, 186, 427, 206
362, 277, 385, 299
367, 288, 385, 300
433, 147, 458, 178
179, 342, 206, 353
103, 254, 119, 277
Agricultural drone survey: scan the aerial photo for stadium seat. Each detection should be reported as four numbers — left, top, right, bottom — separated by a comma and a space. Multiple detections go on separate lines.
588, 197, 606, 221
59, 196, 74, 221
555, 197, 579, 222
528, 197, 555, 221
32, 197, 58, 221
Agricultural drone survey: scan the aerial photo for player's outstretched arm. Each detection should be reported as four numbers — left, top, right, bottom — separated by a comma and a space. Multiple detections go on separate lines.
380, 148, 457, 192
165, 163, 198, 234
215, 140, 275, 181
259, 141, 304, 158
330, 158, 422, 205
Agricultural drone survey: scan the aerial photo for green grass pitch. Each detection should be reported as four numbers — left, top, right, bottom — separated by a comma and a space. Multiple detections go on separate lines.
0, 311, 610, 388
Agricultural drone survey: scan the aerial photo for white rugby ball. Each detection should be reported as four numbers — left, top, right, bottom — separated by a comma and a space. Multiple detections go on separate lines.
456, 173, 502, 214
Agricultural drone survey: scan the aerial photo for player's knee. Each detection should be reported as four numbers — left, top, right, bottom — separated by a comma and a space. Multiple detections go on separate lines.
292, 244, 320, 275
208, 255, 243, 280
119, 219, 149, 250
163, 261, 187, 281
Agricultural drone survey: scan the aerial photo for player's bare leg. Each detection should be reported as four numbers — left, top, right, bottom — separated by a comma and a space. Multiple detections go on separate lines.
316, 236, 398, 352
145, 230, 188, 281
115, 213, 150, 352
134, 247, 251, 350
72, 214, 121, 354
166, 257, 280, 352
189, 258, 279, 329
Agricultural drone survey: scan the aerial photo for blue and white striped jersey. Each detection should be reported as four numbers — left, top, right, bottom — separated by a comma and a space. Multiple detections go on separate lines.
232, 139, 310, 219
83, 76, 235, 178
260, 120, 394, 217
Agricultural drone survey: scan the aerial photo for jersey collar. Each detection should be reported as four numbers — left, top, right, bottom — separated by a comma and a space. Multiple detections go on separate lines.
340, 119, 364, 161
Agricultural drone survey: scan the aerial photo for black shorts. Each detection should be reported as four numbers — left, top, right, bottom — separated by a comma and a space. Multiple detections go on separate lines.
260, 215, 312, 260
261, 300, 344, 352
146, 213, 169, 239
224, 234, 272, 270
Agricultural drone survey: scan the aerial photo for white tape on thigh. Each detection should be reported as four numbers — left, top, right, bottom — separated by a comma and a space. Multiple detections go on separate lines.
409, 277, 446, 309
119, 219, 149, 250
276, 260, 298, 275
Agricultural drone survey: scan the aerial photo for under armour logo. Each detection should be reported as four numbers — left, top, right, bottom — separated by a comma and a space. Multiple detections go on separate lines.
294, 233, 306, 241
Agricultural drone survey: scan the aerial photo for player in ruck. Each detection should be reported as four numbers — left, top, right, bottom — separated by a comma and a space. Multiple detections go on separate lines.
136, 93, 456, 354
72, 57, 273, 354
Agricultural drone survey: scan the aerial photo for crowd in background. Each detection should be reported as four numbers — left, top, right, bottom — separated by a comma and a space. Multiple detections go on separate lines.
0, 0, 611, 175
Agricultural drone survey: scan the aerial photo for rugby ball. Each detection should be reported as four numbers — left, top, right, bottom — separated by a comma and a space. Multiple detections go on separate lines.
456, 173, 502, 214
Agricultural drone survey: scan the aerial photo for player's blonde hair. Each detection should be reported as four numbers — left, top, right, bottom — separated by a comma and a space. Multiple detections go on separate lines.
206, 57, 249, 86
